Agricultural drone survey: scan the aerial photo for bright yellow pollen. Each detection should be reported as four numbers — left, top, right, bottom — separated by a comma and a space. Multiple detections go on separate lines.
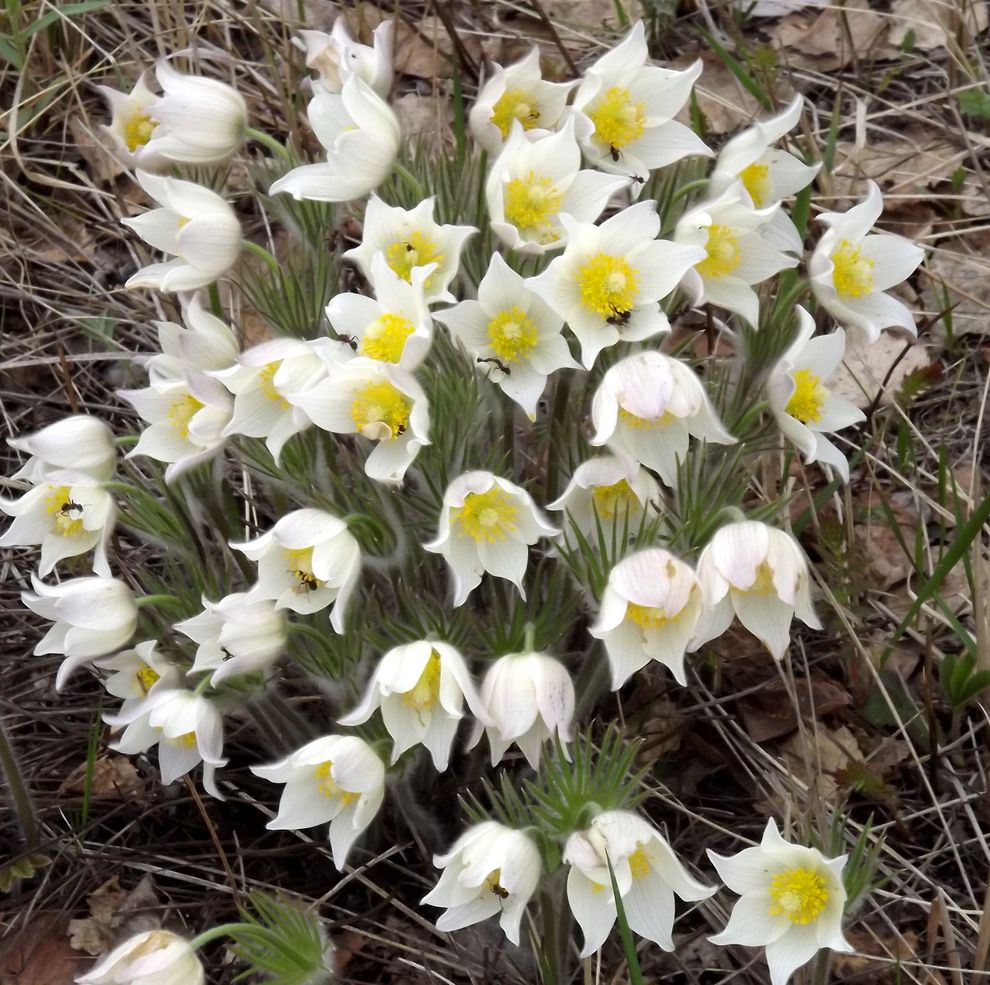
490, 88, 540, 138
696, 225, 742, 280
768, 867, 829, 925
135, 664, 160, 695
167, 392, 204, 439
628, 847, 651, 880
453, 488, 519, 543
44, 485, 85, 537
832, 238, 875, 298
384, 231, 443, 285
258, 361, 289, 408
123, 110, 155, 152
504, 172, 562, 242
588, 86, 646, 150
175, 732, 197, 748
360, 313, 415, 363
739, 162, 772, 207
786, 368, 826, 424
487, 307, 538, 364
626, 603, 670, 630
578, 253, 639, 317
403, 650, 442, 713
314, 761, 359, 804
591, 479, 637, 521
350, 381, 411, 441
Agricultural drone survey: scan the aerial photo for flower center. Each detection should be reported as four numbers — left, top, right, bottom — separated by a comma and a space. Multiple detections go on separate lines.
786, 368, 826, 424
628, 846, 651, 880
625, 603, 671, 630
360, 312, 415, 364
45, 485, 86, 537
168, 392, 204, 439
286, 546, 323, 593
618, 408, 670, 430
453, 488, 519, 543
124, 110, 155, 152
831, 238, 875, 298
768, 866, 829, 925
176, 732, 197, 748
350, 381, 411, 441
504, 172, 562, 241
403, 650, 442, 713
490, 88, 540, 138
591, 479, 637, 521
487, 306, 538, 364
313, 761, 359, 805
258, 361, 289, 408
135, 664, 160, 695
741, 561, 777, 596
588, 86, 646, 150
739, 162, 772, 207
485, 868, 509, 898
578, 253, 639, 318
696, 225, 742, 280
384, 231, 443, 284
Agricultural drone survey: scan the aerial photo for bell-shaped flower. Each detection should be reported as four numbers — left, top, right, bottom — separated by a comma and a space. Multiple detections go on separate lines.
564, 809, 715, 957
468, 651, 574, 768
96, 640, 181, 713
809, 180, 924, 342
421, 821, 542, 945
486, 118, 629, 254
251, 734, 386, 869
527, 200, 705, 368
0, 477, 115, 577
75, 929, 204, 985
122, 171, 241, 292
230, 509, 361, 631
691, 520, 820, 660
97, 71, 164, 169
291, 357, 430, 484
434, 252, 579, 419
590, 350, 735, 487
468, 45, 574, 154
343, 194, 476, 304
570, 21, 710, 186
708, 819, 852, 985
22, 575, 137, 689
766, 309, 864, 482
299, 18, 393, 97
8, 415, 115, 483
339, 640, 487, 771
424, 471, 558, 606
145, 294, 239, 385
269, 76, 400, 203
590, 548, 703, 688
326, 255, 434, 370
175, 593, 287, 685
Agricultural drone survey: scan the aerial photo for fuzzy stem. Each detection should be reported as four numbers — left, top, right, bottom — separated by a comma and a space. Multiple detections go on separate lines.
245, 126, 291, 159
189, 922, 257, 951
392, 160, 425, 199
241, 239, 282, 274
0, 717, 38, 849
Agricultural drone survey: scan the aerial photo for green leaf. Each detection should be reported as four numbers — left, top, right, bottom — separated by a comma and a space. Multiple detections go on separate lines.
957, 87, 990, 119
606, 852, 645, 985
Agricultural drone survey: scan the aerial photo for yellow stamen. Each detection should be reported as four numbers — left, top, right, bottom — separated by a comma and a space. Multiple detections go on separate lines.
360, 313, 415, 364
490, 88, 541, 138
626, 603, 671, 630
577, 253, 639, 317
768, 867, 829, 925
588, 86, 646, 150
258, 361, 290, 408
124, 110, 155, 152
831, 238, 874, 298
44, 485, 85, 537
403, 650, 442, 713
286, 546, 323, 593
487, 307, 538, 364
350, 381, 411, 441
485, 868, 510, 898
167, 393, 204, 439
175, 732, 197, 748
314, 761, 359, 804
786, 368, 826, 424
696, 225, 742, 280
628, 847, 650, 880
504, 172, 562, 242
591, 479, 637, 521
618, 408, 671, 430
384, 231, 443, 285
453, 488, 519, 543
739, 162, 772, 207
135, 664, 160, 696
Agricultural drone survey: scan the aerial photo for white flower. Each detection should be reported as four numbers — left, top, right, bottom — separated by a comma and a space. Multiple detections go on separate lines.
708, 818, 852, 985
424, 471, 558, 606
175, 593, 287, 685
97, 71, 164, 169
269, 76, 400, 203
22, 575, 137, 689
230, 509, 361, 630
146, 294, 239, 385
75, 929, 205, 985
421, 821, 542, 945
251, 734, 386, 869
339, 640, 487, 771
468, 45, 575, 154
8, 415, 115, 483
766, 309, 865, 482
590, 548, 703, 688
570, 21, 710, 185
809, 180, 924, 342
527, 200, 705, 368
121, 171, 242, 292
564, 809, 715, 957
299, 18, 394, 97
326, 254, 434, 370
96, 640, 181, 711
434, 252, 579, 419
590, 350, 735, 487
675, 182, 797, 326
291, 356, 430, 485
0, 477, 116, 577
486, 118, 628, 254
691, 520, 821, 660
468, 651, 574, 768
343, 195, 476, 305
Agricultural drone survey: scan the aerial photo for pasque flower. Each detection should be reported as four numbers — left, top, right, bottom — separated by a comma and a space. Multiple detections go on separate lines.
96, 640, 181, 713
708, 819, 852, 985
145, 294, 239, 385
8, 415, 115, 483
75, 929, 204, 985
299, 17, 394, 97
97, 71, 164, 168
422, 821, 543, 945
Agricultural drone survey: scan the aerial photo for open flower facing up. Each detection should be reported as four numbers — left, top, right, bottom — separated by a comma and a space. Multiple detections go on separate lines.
8, 415, 115, 483
708, 819, 851, 985
422, 821, 543, 945
97, 71, 163, 168
809, 181, 924, 342
486, 118, 629, 254
230, 508, 361, 631
565, 809, 715, 957
121, 171, 242, 292
424, 471, 559, 606
75, 929, 204, 985
270, 76, 400, 203
22, 575, 137, 689
766, 309, 864, 482
570, 21, 710, 186
691, 520, 820, 660
96, 640, 181, 714
145, 294, 239, 385
527, 200, 705, 368
344, 195, 476, 304
590, 548, 703, 688
468, 651, 575, 768
299, 17, 394, 97
590, 350, 735, 487
339, 640, 487, 771
434, 252, 579, 419
251, 734, 386, 869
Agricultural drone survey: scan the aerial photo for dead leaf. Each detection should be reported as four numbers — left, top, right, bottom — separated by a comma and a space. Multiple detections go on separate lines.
739, 675, 852, 742
392, 92, 453, 154
779, 723, 864, 799
69, 877, 160, 956
829, 332, 932, 409
888, 0, 989, 51
737, 0, 828, 15
855, 522, 915, 590
920, 232, 990, 338
59, 755, 143, 802
0, 913, 86, 985
771, 0, 891, 70
69, 117, 126, 185
674, 49, 767, 135
832, 928, 920, 983
535, 0, 622, 30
